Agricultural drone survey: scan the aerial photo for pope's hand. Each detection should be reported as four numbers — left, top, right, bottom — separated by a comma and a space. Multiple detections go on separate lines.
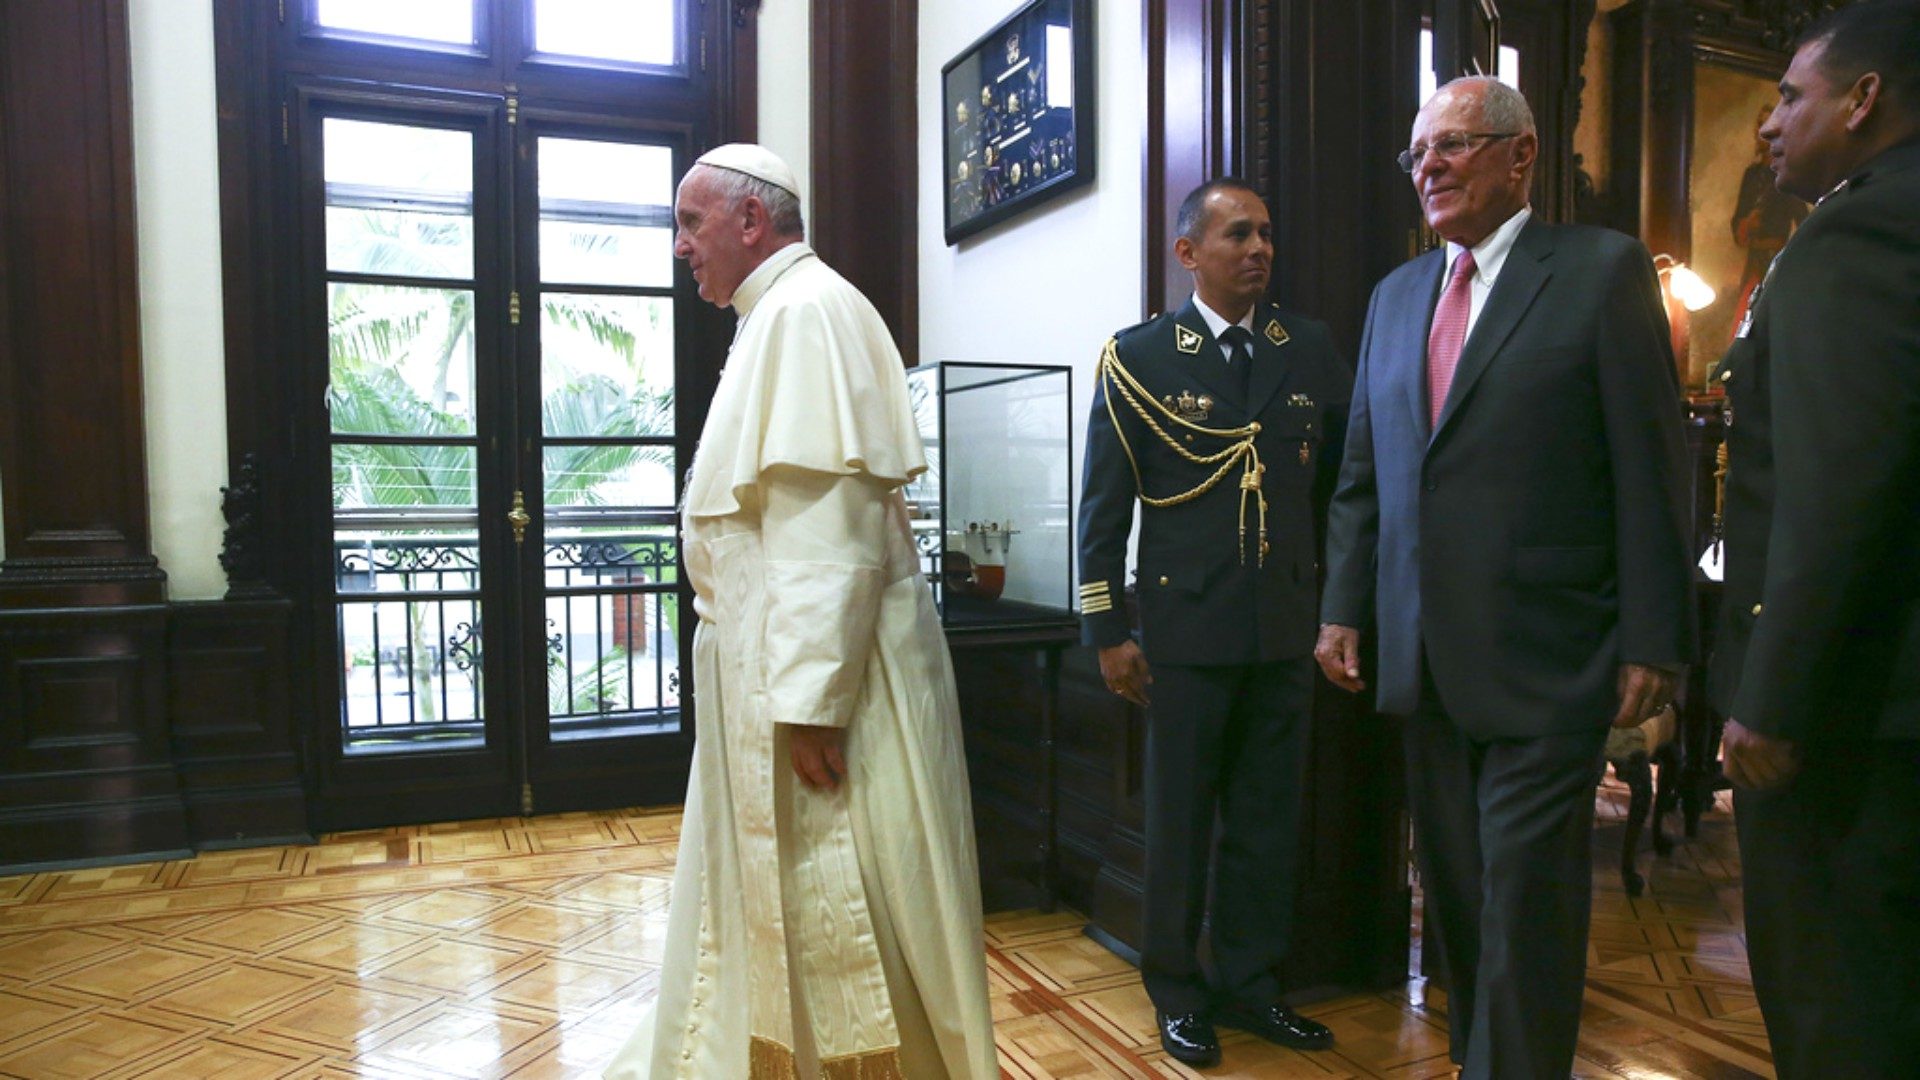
1314, 624, 1365, 692
786, 724, 847, 791
1098, 641, 1152, 707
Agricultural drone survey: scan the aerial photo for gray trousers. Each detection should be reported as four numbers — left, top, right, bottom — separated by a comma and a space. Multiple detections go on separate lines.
1736, 739, 1920, 1080
1404, 681, 1607, 1080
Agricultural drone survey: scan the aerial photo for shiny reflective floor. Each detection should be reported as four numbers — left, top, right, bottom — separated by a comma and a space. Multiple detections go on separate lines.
0, 780, 1765, 1078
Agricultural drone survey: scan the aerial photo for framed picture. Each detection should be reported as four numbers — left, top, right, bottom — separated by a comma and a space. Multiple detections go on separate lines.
941, 0, 1095, 245
1685, 63, 1807, 387
1609, 1, 1810, 390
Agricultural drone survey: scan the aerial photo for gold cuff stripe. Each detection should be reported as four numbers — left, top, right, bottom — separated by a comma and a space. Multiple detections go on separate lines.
1079, 583, 1110, 598
820, 1046, 906, 1079
750, 1036, 799, 1080
1081, 599, 1114, 614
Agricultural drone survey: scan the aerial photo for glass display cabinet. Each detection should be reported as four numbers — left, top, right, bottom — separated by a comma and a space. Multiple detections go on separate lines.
904, 361, 1076, 631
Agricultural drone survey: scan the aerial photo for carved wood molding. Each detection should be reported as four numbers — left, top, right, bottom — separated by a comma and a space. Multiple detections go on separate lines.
219, 453, 278, 600
1696, 0, 1841, 52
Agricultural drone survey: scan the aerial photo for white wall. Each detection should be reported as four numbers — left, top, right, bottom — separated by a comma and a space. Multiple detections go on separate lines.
755, 0, 812, 227
919, 0, 1146, 598
130, 0, 230, 600
112, 3, 817, 602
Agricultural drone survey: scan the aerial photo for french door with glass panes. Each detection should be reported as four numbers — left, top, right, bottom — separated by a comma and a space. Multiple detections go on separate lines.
305, 86, 707, 827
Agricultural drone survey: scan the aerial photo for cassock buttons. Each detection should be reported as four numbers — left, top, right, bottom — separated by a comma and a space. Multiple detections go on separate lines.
1751, 603, 1764, 616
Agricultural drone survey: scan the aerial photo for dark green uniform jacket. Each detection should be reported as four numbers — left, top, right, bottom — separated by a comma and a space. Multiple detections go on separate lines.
1708, 137, 1920, 742
1077, 297, 1351, 665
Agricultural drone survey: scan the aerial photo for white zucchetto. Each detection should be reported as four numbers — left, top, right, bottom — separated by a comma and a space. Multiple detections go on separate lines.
694, 143, 801, 198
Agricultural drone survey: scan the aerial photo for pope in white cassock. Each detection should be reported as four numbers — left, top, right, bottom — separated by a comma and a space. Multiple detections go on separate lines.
601, 144, 998, 1079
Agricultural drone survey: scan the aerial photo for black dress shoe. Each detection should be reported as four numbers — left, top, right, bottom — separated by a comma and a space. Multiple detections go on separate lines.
1156, 1010, 1221, 1067
1217, 1001, 1334, 1050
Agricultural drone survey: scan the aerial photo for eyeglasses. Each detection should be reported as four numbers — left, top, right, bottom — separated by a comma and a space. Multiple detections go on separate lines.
1396, 132, 1517, 173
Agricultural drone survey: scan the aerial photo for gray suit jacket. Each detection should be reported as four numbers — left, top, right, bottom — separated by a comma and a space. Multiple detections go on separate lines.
1323, 218, 1695, 735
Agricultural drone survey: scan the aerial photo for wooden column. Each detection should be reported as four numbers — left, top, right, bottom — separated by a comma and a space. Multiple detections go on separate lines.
810, 0, 918, 363
0, 0, 187, 869
0, 0, 163, 607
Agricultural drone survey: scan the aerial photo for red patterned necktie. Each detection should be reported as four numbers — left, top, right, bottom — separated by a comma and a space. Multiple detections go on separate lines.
1427, 249, 1477, 428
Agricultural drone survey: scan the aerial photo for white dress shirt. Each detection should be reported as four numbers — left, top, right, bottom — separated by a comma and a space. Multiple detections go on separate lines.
1442, 205, 1532, 338
1191, 293, 1259, 364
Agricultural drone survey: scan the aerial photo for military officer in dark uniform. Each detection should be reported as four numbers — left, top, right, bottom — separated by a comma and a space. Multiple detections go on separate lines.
1707, 4, 1920, 1076
1077, 178, 1350, 1068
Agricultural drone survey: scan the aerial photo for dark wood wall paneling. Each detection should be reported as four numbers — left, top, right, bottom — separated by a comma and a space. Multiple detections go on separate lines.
810, 0, 917, 364
1501, 0, 1601, 227
168, 599, 303, 848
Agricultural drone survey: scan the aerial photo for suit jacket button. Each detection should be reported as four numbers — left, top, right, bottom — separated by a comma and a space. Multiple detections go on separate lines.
1751, 603, 1763, 616
1424, 481, 1438, 492
1721, 369, 1734, 383
1158, 575, 1170, 586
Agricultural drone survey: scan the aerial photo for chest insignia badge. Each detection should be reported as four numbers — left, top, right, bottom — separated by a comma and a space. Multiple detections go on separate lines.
1175, 325, 1205, 354
1161, 390, 1213, 422
1288, 393, 1314, 408
1265, 319, 1290, 346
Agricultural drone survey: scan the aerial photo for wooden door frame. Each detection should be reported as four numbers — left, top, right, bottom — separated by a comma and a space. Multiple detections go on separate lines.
211, 0, 756, 831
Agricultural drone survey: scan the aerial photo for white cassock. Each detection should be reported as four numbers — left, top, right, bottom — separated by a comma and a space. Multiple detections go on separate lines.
603, 242, 998, 1080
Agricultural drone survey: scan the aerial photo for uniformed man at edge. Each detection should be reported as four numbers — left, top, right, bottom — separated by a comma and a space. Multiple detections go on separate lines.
1707, 3, 1920, 1074
1076, 178, 1351, 1068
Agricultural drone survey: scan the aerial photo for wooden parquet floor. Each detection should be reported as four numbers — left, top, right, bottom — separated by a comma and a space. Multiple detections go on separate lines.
0, 781, 1768, 1078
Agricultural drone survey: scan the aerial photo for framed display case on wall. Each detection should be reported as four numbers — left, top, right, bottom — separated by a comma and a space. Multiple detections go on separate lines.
940, 0, 1096, 245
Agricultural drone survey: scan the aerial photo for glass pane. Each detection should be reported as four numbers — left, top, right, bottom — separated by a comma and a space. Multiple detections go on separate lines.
544, 588, 682, 730
329, 283, 478, 434
541, 293, 674, 437
533, 0, 677, 66
332, 443, 477, 511
338, 597, 486, 745
334, 523, 484, 747
542, 445, 676, 510
326, 119, 475, 278
316, 0, 475, 45
542, 522, 681, 733
539, 139, 674, 206
543, 525, 677, 582
1498, 45, 1521, 90
1419, 29, 1435, 107
538, 221, 672, 289
538, 139, 674, 287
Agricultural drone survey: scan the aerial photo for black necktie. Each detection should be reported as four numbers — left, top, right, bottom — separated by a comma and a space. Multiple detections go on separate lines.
1221, 325, 1255, 401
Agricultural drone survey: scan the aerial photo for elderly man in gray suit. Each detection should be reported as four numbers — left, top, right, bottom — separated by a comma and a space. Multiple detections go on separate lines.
1316, 77, 1694, 1078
